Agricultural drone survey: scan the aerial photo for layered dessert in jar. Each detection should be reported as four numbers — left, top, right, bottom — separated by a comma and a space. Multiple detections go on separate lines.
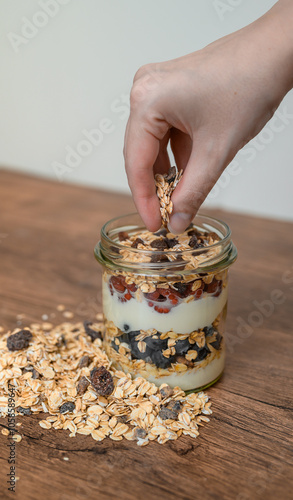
95, 213, 237, 392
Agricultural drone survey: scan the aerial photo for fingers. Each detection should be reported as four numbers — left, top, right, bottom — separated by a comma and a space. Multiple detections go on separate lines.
168, 143, 224, 234
124, 117, 163, 232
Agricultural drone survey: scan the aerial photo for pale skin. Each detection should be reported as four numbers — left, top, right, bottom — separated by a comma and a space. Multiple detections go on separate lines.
124, 0, 293, 234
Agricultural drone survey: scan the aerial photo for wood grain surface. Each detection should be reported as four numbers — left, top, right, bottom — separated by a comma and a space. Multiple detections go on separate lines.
0, 169, 292, 500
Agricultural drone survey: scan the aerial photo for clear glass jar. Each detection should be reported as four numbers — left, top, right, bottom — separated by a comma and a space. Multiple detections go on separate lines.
94, 213, 237, 392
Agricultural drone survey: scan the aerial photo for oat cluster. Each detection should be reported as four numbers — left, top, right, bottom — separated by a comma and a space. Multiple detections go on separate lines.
155, 165, 183, 225
0, 319, 212, 446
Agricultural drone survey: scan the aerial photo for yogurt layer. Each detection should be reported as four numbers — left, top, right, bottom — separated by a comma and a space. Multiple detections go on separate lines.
103, 281, 228, 334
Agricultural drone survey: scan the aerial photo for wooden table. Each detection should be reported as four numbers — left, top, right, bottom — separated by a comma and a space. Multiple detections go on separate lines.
0, 169, 292, 500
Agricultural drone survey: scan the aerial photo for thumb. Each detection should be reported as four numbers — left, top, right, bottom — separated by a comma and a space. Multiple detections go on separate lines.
168, 148, 221, 234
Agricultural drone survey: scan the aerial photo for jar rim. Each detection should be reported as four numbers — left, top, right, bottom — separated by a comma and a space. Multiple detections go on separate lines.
95, 212, 237, 275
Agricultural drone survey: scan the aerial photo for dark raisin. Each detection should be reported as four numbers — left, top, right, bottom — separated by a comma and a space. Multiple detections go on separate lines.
197, 346, 210, 362
187, 228, 201, 237
78, 355, 90, 368
151, 350, 174, 369
76, 376, 90, 395
83, 321, 102, 341
165, 237, 178, 248
117, 415, 129, 424
90, 366, 114, 396
210, 332, 222, 350
175, 338, 191, 355
131, 238, 144, 248
173, 282, 189, 297
17, 406, 31, 415
150, 239, 169, 250
168, 400, 182, 413
205, 279, 222, 295
159, 407, 178, 420
118, 231, 129, 241
144, 336, 167, 350
150, 254, 169, 263
23, 365, 40, 379
59, 402, 75, 414
203, 326, 215, 337
165, 165, 177, 183
133, 427, 147, 439
7, 330, 32, 351
189, 234, 198, 248
129, 338, 153, 361
160, 385, 173, 398
154, 227, 167, 237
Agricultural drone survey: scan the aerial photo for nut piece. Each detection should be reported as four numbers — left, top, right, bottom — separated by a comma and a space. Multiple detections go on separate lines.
90, 366, 114, 396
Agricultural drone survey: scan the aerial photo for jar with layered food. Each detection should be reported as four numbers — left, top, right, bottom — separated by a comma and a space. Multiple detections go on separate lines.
95, 213, 237, 392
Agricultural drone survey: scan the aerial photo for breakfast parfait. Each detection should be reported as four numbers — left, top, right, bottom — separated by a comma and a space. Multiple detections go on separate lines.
95, 168, 237, 391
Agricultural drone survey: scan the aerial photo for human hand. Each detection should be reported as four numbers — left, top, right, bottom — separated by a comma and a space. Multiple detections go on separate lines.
124, 0, 293, 233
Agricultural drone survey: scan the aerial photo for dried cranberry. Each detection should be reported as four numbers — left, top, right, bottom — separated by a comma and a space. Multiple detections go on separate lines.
83, 321, 102, 341
145, 290, 160, 301
150, 239, 169, 250
90, 366, 114, 396
7, 330, 32, 351
205, 279, 221, 295
76, 376, 90, 395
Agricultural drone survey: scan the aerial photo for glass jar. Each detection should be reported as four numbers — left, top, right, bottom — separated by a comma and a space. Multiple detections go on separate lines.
94, 213, 237, 392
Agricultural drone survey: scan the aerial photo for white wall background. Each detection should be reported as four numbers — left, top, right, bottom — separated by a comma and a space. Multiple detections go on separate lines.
1, 0, 292, 221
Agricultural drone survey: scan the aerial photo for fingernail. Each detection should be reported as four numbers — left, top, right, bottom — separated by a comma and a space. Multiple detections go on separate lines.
168, 213, 191, 235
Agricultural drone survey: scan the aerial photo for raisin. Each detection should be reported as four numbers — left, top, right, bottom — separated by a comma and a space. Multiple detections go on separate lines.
173, 282, 189, 297
59, 402, 75, 414
158, 407, 178, 420
133, 427, 147, 440
117, 415, 129, 424
17, 406, 31, 415
160, 385, 173, 398
187, 228, 201, 237
165, 237, 178, 248
78, 355, 90, 368
154, 227, 167, 237
144, 335, 167, 350
165, 165, 177, 184
23, 366, 40, 379
151, 350, 174, 369
90, 366, 114, 396
118, 231, 129, 241
7, 329, 32, 351
150, 239, 169, 250
83, 321, 102, 341
168, 400, 182, 413
197, 346, 210, 362
131, 238, 144, 248
189, 234, 198, 248
76, 376, 90, 395
151, 254, 169, 263
203, 326, 215, 337
175, 338, 191, 355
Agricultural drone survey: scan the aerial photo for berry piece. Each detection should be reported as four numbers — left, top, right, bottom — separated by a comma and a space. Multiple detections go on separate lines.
193, 288, 204, 300
196, 346, 210, 362
83, 321, 102, 341
90, 366, 114, 396
154, 306, 170, 314
7, 329, 32, 351
59, 402, 75, 414
129, 337, 153, 361
124, 292, 132, 300
145, 290, 160, 301
110, 276, 126, 293
126, 283, 137, 292
76, 376, 90, 396
144, 336, 167, 350
150, 239, 169, 250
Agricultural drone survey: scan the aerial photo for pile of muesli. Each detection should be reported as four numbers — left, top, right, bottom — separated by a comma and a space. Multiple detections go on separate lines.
0, 318, 212, 446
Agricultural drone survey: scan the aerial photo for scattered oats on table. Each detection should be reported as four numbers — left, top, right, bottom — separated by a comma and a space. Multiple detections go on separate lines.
0, 319, 212, 446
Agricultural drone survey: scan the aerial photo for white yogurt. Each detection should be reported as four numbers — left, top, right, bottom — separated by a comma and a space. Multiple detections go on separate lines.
146, 350, 225, 391
103, 281, 228, 334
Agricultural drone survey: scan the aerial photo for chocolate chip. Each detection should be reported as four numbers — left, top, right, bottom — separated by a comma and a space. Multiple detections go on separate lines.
59, 402, 75, 414
76, 376, 90, 396
7, 330, 32, 351
78, 355, 90, 368
150, 239, 169, 250
90, 366, 114, 396
83, 321, 102, 342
